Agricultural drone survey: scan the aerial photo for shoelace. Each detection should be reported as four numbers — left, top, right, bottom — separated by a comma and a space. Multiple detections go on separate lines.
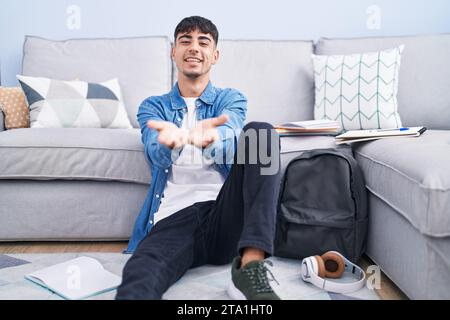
243, 260, 280, 293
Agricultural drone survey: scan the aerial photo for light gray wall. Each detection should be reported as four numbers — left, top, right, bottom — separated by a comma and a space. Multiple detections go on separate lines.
1, 0, 450, 86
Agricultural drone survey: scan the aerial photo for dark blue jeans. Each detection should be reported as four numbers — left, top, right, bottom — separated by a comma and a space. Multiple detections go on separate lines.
116, 122, 281, 299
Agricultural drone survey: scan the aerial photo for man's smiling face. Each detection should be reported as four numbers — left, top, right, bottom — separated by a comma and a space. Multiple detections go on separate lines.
172, 28, 219, 80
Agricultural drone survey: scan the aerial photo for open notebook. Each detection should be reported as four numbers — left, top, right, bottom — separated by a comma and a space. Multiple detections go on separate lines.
25, 256, 122, 300
335, 127, 427, 144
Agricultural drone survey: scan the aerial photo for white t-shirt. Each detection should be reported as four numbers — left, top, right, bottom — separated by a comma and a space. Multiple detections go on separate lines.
153, 97, 225, 224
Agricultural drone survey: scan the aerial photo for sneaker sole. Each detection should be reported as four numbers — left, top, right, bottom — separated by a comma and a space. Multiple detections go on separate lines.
227, 281, 247, 300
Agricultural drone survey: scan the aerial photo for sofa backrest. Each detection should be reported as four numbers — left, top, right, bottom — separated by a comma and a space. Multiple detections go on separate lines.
21, 36, 172, 128
20, 34, 450, 130
209, 40, 315, 124
315, 34, 450, 130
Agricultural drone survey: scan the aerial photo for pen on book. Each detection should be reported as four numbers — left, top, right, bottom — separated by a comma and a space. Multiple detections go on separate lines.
371, 127, 409, 132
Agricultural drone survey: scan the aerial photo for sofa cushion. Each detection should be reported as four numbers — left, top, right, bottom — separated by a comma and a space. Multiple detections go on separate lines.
17, 75, 132, 129
0, 128, 150, 184
22, 36, 172, 128
315, 34, 450, 130
312, 46, 404, 130
208, 40, 315, 124
0, 128, 336, 185
279, 135, 337, 173
353, 130, 450, 237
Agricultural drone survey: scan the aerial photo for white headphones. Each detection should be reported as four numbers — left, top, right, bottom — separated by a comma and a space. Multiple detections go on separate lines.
300, 251, 366, 294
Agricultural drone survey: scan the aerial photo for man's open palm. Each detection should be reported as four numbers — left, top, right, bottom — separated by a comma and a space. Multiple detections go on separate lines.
147, 120, 188, 149
147, 114, 229, 149
188, 114, 229, 148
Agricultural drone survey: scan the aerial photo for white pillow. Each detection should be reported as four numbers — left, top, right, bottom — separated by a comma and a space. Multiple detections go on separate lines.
312, 45, 404, 131
17, 75, 132, 129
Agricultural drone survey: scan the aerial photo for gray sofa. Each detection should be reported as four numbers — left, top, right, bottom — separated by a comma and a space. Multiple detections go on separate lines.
1, 34, 449, 299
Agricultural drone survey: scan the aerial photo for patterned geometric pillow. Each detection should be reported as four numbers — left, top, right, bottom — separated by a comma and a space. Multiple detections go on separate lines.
0, 87, 30, 129
16, 75, 132, 129
312, 46, 404, 131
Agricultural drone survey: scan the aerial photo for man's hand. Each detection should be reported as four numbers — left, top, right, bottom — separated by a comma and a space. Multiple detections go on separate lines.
147, 120, 188, 149
188, 114, 229, 148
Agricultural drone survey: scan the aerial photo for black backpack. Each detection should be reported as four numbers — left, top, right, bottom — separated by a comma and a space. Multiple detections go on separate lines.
274, 147, 368, 263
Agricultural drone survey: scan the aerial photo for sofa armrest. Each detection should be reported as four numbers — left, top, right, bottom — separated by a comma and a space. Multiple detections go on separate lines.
0, 109, 5, 132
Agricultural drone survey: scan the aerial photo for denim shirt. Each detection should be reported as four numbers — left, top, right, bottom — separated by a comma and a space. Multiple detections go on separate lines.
125, 81, 247, 253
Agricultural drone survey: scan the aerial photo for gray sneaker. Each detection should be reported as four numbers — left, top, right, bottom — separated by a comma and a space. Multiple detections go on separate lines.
227, 256, 281, 300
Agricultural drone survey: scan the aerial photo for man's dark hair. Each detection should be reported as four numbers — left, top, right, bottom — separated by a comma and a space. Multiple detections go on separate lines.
174, 16, 219, 45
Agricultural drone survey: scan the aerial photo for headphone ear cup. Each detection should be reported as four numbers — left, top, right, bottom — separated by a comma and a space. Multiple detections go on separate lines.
300, 259, 309, 281
314, 255, 326, 278
321, 251, 345, 279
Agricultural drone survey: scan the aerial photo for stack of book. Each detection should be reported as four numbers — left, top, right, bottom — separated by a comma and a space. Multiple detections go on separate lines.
274, 120, 341, 136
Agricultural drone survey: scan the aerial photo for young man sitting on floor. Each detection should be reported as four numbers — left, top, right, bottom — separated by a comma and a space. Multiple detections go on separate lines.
116, 16, 281, 300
